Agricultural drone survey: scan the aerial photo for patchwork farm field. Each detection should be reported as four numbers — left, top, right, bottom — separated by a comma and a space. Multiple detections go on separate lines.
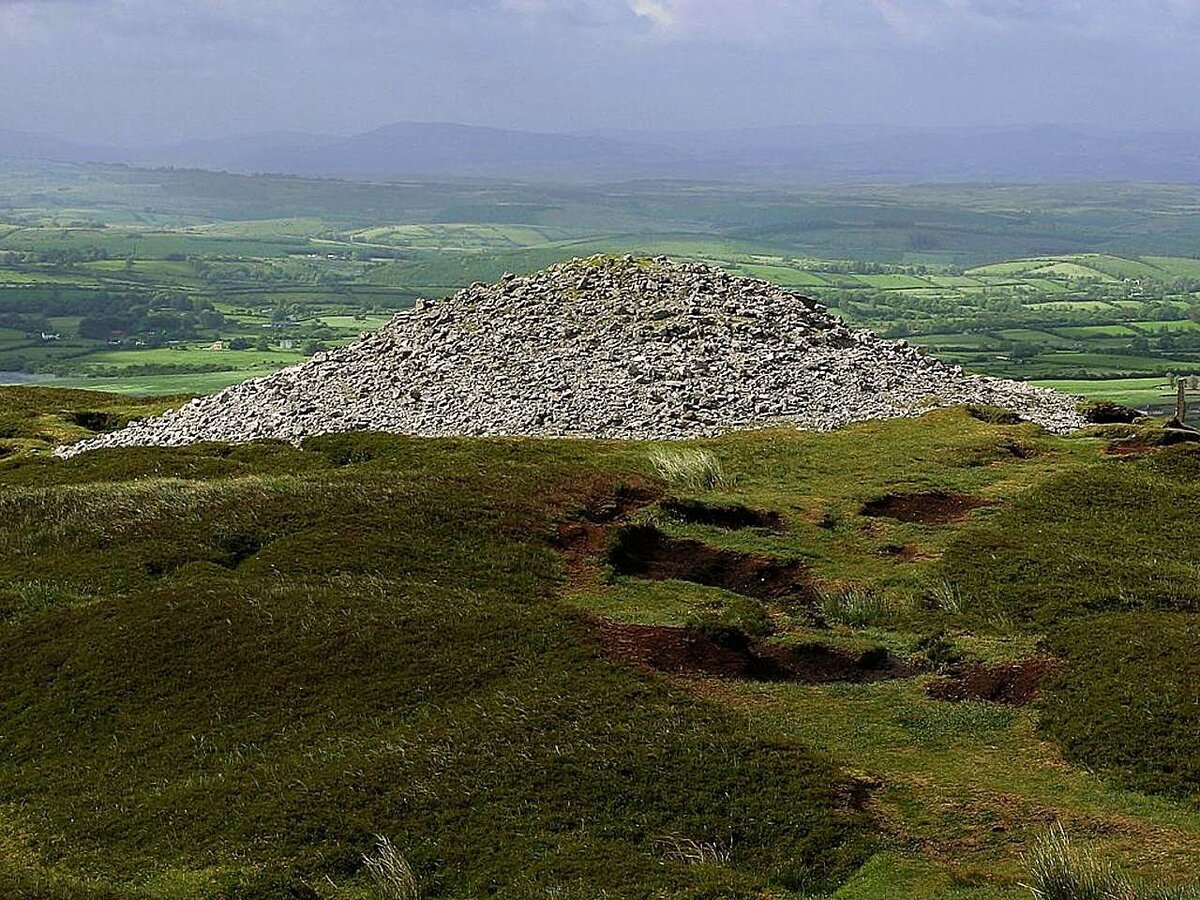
2, 164, 1200, 407
2, 235, 1198, 407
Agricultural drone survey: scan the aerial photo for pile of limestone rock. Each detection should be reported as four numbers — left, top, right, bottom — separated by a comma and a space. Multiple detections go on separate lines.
57, 255, 1084, 456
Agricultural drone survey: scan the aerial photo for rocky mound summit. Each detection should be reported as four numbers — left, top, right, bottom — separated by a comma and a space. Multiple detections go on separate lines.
58, 256, 1084, 456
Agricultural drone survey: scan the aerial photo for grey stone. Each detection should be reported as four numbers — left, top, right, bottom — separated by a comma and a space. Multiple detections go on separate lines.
56, 256, 1085, 458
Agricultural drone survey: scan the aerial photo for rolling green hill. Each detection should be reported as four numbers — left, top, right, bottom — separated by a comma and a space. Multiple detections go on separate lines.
2, 220, 1200, 407
4, 165, 1200, 403
2, 388, 1200, 898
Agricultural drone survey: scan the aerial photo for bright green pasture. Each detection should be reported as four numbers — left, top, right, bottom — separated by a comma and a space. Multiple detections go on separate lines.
1053, 324, 1140, 338
48, 368, 279, 395
1131, 319, 1200, 333
1032, 376, 1175, 407
75, 348, 303, 370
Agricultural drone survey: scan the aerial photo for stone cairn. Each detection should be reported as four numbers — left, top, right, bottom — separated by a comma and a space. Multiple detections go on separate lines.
57, 255, 1084, 457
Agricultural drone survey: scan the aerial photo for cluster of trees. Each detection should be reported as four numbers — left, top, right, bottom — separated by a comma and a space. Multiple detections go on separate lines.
0, 289, 229, 342
188, 258, 358, 287
225, 336, 327, 354
799, 260, 935, 276
77, 293, 225, 342
1128, 331, 1200, 353
4, 248, 112, 265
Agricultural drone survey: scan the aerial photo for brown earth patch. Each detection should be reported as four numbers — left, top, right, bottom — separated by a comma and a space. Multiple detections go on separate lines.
1107, 428, 1200, 456
875, 541, 922, 561
926, 658, 1063, 706
596, 620, 911, 683
1106, 438, 1160, 456
860, 491, 992, 527
659, 498, 782, 531
65, 410, 126, 433
551, 478, 661, 584
608, 524, 814, 601
995, 439, 1038, 461
579, 480, 662, 523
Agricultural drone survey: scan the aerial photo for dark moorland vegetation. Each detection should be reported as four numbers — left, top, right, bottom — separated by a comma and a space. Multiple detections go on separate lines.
2, 387, 1200, 897
0, 394, 870, 898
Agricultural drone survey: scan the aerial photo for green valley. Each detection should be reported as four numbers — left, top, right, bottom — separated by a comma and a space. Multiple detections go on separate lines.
2, 166, 1200, 409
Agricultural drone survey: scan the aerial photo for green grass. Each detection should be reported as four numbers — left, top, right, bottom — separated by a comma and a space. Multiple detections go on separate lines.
733, 263, 831, 287
831, 852, 981, 899
75, 348, 303, 370
349, 223, 565, 251
1066, 254, 1171, 280
931, 444, 1200, 800
0, 391, 882, 898
569, 577, 761, 627
1131, 319, 1200, 333
0, 385, 186, 450
5, 388, 1200, 897
47, 369, 278, 395
940, 451, 1200, 625
1053, 324, 1140, 338
1145, 256, 1200, 278
554, 410, 1200, 892
965, 260, 1049, 277
992, 328, 1067, 343
1018, 278, 1070, 293
1042, 612, 1200, 798
853, 274, 933, 289
1034, 262, 1119, 280
316, 315, 395, 330
1031, 376, 1174, 408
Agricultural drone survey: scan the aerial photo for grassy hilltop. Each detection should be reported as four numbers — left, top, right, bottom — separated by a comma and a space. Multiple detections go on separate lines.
1, 388, 1199, 898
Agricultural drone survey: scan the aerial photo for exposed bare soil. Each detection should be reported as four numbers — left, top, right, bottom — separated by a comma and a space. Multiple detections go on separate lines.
595, 620, 911, 683
65, 411, 125, 432
608, 524, 814, 601
926, 658, 1063, 705
1106, 428, 1200, 456
552, 477, 662, 583
860, 491, 992, 527
659, 498, 782, 531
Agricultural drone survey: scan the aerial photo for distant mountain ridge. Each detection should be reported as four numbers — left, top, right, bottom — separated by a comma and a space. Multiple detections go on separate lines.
0, 128, 119, 166
238, 122, 708, 180
2, 121, 1199, 183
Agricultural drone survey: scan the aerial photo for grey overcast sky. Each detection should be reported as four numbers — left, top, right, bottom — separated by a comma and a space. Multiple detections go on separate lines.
2, 0, 1199, 144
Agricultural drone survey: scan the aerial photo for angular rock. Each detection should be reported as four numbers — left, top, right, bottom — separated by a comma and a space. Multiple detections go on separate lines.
57, 256, 1085, 457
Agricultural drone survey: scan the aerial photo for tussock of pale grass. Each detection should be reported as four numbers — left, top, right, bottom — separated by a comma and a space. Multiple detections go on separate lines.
1021, 823, 1200, 900
648, 448, 726, 492
363, 834, 418, 900
927, 579, 963, 615
1022, 823, 1118, 900
819, 585, 908, 628
652, 833, 732, 866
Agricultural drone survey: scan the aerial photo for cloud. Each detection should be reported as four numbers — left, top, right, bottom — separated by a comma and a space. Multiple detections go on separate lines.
869, 0, 938, 40
4, 0, 1197, 49
2, 0, 1200, 142
630, 0, 675, 29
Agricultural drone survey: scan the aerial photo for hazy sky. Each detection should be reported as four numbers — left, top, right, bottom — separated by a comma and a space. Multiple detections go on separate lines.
2, 0, 1199, 143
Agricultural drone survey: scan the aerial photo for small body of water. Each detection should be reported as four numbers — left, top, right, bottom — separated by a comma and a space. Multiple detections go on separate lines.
0, 371, 54, 385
